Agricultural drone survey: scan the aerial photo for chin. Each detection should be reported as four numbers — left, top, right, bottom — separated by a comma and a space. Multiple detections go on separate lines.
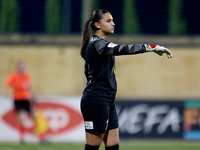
106, 32, 113, 36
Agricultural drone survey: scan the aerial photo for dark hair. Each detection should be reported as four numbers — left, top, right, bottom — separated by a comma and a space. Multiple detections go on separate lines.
80, 9, 110, 60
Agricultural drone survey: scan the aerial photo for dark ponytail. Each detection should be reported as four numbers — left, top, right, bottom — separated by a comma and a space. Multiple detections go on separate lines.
80, 19, 91, 60
80, 9, 110, 60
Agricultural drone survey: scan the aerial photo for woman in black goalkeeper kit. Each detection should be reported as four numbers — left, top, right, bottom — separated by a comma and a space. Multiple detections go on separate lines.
80, 9, 172, 150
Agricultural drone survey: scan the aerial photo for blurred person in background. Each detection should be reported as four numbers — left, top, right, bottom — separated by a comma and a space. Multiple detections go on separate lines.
4, 60, 34, 143
80, 9, 172, 150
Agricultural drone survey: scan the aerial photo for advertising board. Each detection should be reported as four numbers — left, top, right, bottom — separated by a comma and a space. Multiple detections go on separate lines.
115, 100, 183, 138
0, 96, 85, 142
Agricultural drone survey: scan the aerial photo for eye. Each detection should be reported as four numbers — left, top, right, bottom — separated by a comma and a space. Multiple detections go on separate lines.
106, 19, 112, 22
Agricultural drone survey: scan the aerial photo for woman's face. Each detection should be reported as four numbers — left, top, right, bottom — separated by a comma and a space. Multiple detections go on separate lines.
17, 62, 25, 74
97, 13, 115, 36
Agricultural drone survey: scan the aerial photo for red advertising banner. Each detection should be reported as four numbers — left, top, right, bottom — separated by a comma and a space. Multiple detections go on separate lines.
0, 96, 85, 142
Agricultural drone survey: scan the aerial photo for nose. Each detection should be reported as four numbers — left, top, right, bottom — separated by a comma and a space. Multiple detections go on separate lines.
112, 21, 115, 26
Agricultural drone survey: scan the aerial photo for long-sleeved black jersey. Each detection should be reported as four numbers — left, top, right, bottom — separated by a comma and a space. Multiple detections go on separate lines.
81, 35, 146, 104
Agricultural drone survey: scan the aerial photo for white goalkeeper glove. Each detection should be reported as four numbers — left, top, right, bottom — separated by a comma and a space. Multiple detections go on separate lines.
144, 44, 172, 59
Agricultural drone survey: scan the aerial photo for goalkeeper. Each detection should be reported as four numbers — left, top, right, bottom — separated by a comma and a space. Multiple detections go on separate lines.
80, 9, 172, 150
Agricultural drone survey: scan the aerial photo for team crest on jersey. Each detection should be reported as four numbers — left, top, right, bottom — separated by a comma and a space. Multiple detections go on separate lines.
108, 42, 118, 48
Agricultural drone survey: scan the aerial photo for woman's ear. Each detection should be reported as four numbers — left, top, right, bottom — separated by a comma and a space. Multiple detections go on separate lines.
94, 22, 100, 29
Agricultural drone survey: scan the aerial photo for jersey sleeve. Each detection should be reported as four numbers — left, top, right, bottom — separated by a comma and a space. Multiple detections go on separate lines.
4, 73, 15, 87
94, 39, 146, 56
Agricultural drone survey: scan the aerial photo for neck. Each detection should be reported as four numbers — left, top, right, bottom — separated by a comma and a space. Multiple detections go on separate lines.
17, 71, 25, 74
95, 32, 107, 40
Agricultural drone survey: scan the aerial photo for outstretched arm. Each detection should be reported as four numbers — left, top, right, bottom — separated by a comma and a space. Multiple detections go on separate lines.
95, 39, 172, 58
95, 39, 146, 56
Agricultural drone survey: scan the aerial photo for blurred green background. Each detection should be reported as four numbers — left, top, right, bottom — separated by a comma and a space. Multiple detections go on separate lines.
0, 0, 199, 35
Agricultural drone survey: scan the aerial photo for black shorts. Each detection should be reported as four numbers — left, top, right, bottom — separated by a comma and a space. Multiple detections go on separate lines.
81, 100, 119, 133
14, 100, 32, 113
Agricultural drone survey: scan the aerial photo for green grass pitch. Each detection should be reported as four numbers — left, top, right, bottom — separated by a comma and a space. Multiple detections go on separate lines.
0, 140, 200, 150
